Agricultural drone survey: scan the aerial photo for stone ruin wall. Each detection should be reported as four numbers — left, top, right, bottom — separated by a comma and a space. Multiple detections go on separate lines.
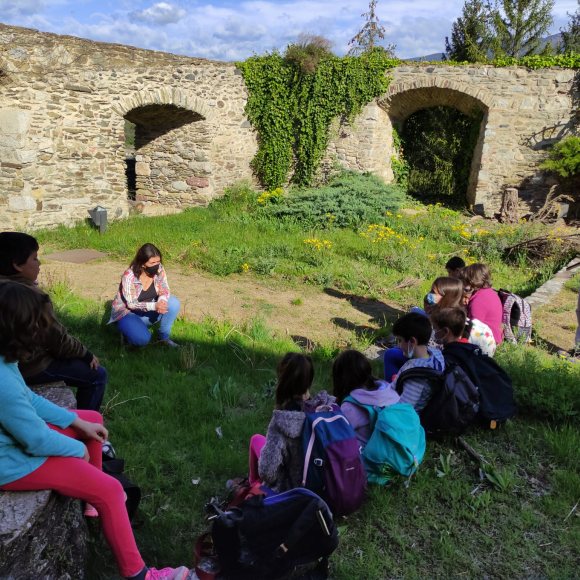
328, 65, 577, 216
0, 24, 257, 229
0, 23, 577, 229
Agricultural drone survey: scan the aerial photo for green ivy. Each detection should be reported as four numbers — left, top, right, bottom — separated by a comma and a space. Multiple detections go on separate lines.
390, 127, 409, 189
237, 49, 397, 189
413, 52, 580, 69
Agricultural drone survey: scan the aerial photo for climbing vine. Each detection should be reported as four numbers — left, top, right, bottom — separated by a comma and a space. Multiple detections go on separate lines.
237, 49, 397, 189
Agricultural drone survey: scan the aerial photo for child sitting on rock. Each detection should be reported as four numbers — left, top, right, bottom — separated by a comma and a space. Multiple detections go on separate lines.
332, 349, 399, 447
0, 281, 190, 580
391, 313, 445, 412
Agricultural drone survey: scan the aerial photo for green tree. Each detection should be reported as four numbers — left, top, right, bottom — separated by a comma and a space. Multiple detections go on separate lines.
348, 0, 396, 56
446, 0, 492, 61
487, 0, 555, 57
560, 2, 580, 53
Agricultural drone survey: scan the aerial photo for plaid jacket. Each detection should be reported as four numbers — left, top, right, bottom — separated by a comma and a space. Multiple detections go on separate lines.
109, 264, 170, 323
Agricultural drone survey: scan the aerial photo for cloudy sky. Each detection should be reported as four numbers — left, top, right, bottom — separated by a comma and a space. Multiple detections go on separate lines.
0, 0, 577, 61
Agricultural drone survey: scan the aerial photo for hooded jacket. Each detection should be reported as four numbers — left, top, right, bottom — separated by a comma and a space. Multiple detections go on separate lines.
340, 380, 400, 446
0, 275, 92, 378
258, 390, 335, 493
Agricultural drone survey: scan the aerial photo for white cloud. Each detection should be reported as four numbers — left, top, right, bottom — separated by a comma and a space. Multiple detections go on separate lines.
0, 0, 45, 17
131, 2, 186, 25
1, 0, 575, 61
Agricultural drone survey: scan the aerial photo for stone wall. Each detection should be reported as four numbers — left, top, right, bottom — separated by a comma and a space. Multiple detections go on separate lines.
0, 24, 257, 229
329, 65, 577, 215
0, 24, 578, 228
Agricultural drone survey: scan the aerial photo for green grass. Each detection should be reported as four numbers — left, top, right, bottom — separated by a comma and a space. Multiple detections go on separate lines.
34, 175, 580, 578
44, 281, 580, 580
36, 177, 568, 311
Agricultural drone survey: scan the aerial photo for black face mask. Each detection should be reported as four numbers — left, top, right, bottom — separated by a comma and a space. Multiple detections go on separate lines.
144, 264, 160, 276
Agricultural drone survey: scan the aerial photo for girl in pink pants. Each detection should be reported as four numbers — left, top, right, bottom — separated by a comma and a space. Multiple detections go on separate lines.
0, 280, 190, 580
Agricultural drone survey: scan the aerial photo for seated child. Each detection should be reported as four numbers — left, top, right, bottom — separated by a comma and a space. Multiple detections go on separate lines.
332, 349, 399, 446
0, 232, 107, 411
391, 313, 445, 412
249, 353, 335, 493
0, 281, 189, 580
430, 307, 516, 423
445, 256, 466, 278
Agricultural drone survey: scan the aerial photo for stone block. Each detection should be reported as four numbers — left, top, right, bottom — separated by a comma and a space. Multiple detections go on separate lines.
171, 180, 190, 191
135, 161, 151, 176
8, 195, 36, 211
186, 176, 210, 188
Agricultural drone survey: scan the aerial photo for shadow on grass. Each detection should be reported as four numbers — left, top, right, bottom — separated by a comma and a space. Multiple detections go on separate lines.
323, 287, 404, 327
45, 299, 580, 580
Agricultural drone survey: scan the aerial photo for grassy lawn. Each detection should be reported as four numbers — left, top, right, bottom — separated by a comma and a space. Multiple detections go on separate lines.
35, 175, 579, 578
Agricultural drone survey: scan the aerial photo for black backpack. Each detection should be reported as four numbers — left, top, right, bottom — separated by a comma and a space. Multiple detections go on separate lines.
396, 364, 480, 437
442, 342, 517, 424
102, 457, 141, 521
211, 488, 339, 579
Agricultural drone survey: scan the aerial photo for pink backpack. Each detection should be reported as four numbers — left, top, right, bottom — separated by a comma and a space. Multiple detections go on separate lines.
497, 289, 532, 343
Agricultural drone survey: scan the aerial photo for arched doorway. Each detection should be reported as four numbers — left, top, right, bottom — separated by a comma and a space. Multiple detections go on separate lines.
124, 104, 209, 207
380, 84, 490, 208
400, 105, 483, 206
114, 90, 215, 212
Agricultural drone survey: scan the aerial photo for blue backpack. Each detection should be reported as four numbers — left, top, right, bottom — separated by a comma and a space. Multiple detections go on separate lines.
301, 406, 366, 516
342, 400, 426, 486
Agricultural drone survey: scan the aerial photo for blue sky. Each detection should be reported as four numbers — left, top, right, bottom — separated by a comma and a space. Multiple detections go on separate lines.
0, 0, 577, 61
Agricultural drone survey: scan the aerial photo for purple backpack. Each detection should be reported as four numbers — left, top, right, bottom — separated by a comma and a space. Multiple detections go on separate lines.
301, 406, 366, 516
497, 289, 532, 343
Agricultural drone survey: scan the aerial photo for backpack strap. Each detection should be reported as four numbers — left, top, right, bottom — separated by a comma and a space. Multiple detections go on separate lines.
394, 367, 443, 396
342, 395, 379, 428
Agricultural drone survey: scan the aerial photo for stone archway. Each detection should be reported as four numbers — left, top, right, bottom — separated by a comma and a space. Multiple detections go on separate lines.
379, 80, 493, 206
113, 89, 215, 211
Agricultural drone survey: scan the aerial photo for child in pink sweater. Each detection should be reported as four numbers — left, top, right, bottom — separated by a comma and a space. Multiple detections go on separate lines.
462, 263, 504, 344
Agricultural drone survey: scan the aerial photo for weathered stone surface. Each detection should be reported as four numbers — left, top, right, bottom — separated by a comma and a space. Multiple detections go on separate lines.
0, 385, 88, 579
186, 176, 210, 188
0, 23, 577, 227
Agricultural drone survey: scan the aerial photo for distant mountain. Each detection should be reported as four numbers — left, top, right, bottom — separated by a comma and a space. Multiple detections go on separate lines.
406, 32, 563, 62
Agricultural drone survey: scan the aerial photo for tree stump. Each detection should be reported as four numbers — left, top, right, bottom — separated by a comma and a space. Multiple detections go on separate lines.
499, 187, 519, 224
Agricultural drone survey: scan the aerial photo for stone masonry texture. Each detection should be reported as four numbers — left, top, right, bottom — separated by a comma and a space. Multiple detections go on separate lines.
0, 24, 577, 229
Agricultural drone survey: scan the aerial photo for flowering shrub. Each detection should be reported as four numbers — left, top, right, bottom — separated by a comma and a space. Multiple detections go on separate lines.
257, 188, 284, 205
303, 238, 332, 251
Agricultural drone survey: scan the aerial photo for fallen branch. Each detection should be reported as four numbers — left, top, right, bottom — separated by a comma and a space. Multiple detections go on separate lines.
456, 436, 489, 466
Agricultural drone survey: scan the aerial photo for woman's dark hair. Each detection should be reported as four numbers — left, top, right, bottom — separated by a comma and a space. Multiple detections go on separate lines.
332, 349, 376, 404
0, 232, 39, 276
431, 307, 467, 339
445, 256, 466, 271
0, 281, 52, 362
130, 243, 162, 276
392, 312, 432, 345
275, 353, 314, 409
461, 263, 492, 290
431, 277, 464, 310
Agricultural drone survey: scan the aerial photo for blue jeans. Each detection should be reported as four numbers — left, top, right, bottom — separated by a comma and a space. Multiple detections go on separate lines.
116, 296, 180, 346
26, 359, 108, 411
383, 347, 406, 382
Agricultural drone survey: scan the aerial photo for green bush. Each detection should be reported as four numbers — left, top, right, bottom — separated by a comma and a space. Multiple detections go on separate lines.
540, 136, 580, 178
262, 171, 407, 228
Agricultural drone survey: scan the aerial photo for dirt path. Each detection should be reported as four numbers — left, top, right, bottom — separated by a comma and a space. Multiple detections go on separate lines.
40, 258, 404, 345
